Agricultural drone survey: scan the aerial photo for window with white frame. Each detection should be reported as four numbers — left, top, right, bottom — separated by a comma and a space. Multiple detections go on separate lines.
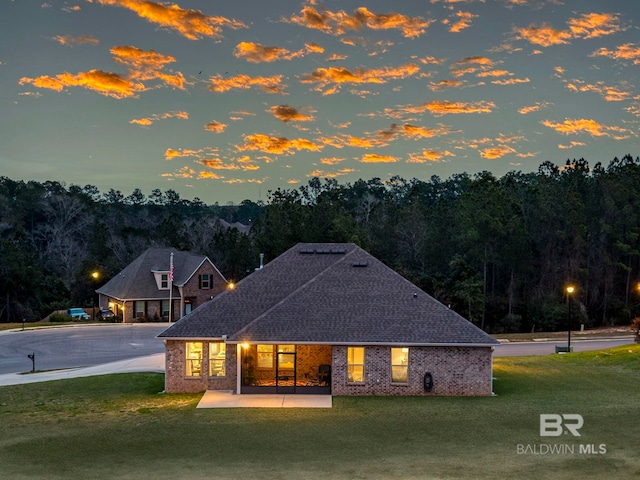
185, 342, 203, 377
161, 300, 170, 318
391, 347, 409, 384
160, 273, 168, 289
347, 347, 365, 383
209, 342, 226, 377
200, 274, 211, 289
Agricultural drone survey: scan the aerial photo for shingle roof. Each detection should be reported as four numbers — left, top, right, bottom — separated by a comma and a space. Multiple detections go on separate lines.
97, 247, 214, 301
158, 243, 498, 346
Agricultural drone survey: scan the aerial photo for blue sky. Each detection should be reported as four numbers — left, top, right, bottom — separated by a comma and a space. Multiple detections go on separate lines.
2, 0, 639, 204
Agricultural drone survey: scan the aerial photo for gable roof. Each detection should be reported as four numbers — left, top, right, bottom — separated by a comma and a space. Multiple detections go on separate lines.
97, 247, 224, 301
158, 243, 498, 346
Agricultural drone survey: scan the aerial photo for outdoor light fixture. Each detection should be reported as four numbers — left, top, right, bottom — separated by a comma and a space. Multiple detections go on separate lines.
566, 285, 575, 352
228, 282, 235, 290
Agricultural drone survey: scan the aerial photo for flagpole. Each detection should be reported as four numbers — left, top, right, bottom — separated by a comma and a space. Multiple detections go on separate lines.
168, 252, 174, 323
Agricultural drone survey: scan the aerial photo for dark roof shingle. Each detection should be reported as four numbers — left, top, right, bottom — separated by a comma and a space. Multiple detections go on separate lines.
158, 243, 498, 346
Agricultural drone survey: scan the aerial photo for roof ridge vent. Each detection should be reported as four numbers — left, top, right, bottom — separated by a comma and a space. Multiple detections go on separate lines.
352, 261, 368, 267
299, 248, 315, 254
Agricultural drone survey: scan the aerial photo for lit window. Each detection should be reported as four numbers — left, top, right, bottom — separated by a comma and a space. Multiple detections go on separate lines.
200, 274, 211, 289
277, 344, 295, 369
161, 274, 168, 289
185, 342, 203, 377
391, 347, 409, 384
257, 344, 274, 369
347, 347, 365, 383
209, 343, 226, 377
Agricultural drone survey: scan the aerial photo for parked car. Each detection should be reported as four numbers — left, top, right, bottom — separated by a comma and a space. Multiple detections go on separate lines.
97, 308, 115, 320
68, 308, 90, 320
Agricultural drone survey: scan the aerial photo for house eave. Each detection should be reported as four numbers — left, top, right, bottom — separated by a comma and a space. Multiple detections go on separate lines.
225, 340, 498, 347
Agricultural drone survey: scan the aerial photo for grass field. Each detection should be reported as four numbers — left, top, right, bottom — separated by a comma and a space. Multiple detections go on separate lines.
1, 345, 639, 480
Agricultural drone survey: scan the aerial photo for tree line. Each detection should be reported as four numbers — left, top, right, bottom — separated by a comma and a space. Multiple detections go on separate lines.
2, 154, 640, 333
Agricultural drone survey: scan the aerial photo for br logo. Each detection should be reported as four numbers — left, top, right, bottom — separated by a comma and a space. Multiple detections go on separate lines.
540, 414, 584, 437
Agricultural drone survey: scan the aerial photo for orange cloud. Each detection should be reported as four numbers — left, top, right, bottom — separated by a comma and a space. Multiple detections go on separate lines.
89, 0, 246, 40
518, 101, 551, 114
109, 46, 186, 90
162, 166, 197, 179
198, 158, 259, 172
513, 23, 572, 47
197, 171, 225, 180
568, 12, 622, 39
237, 134, 324, 155
164, 147, 218, 160
300, 64, 420, 94
558, 141, 587, 149
360, 153, 399, 163
407, 149, 454, 163
477, 69, 512, 78
429, 79, 464, 91
208, 74, 287, 94
480, 146, 516, 159
327, 53, 348, 62
287, 5, 434, 38
320, 157, 346, 165
590, 43, 640, 65
269, 105, 315, 122
53, 34, 99, 46
565, 80, 632, 102
234, 42, 307, 63
417, 55, 447, 65
306, 168, 355, 178
491, 77, 530, 85
421, 100, 496, 116
198, 158, 240, 171
449, 11, 477, 33
204, 121, 227, 133
19, 69, 145, 98
402, 124, 452, 139
319, 134, 389, 149
305, 43, 324, 54
130, 110, 189, 126
542, 118, 630, 137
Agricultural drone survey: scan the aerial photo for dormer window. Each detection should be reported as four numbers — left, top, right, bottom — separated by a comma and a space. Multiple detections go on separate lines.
154, 272, 171, 290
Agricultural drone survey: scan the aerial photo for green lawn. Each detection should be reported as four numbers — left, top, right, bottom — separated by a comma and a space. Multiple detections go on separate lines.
1, 346, 639, 480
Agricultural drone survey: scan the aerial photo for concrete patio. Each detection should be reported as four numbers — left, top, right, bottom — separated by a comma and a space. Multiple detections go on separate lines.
197, 390, 332, 408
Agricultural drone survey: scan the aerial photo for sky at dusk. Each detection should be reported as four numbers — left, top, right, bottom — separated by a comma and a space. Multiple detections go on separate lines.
2, 0, 640, 205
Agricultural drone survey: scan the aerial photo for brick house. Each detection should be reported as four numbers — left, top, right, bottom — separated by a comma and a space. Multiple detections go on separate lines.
97, 247, 227, 323
158, 243, 499, 396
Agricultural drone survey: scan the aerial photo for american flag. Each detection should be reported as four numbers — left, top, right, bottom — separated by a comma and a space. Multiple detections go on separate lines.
169, 252, 174, 282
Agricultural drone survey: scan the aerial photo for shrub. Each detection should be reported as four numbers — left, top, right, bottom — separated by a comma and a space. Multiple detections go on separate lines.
49, 313, 71, 323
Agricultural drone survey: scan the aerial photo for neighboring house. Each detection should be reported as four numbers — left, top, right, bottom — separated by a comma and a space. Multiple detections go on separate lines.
158, 243, 499, 396
97, 247, 227, 323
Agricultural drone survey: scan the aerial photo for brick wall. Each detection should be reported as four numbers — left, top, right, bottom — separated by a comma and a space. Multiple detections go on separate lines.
165, 341, 494, 396
164, 340, 237, 393
180, 262, 227, 310
331, 345, 494, 396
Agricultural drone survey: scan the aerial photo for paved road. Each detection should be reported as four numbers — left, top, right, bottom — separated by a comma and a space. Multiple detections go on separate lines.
0, 324, 168, 375
494, 337, 634, 356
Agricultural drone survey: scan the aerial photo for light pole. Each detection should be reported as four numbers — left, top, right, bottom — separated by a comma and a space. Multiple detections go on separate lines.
91, 271, 100, 320
566, 285, 575, 352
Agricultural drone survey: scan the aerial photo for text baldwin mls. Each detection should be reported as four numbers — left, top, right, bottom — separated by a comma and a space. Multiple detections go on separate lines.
516, 414, 607, 455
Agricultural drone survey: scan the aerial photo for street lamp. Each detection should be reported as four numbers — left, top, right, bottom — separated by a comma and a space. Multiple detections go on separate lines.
566, 285, 575, 352
91, 271, 100, 320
